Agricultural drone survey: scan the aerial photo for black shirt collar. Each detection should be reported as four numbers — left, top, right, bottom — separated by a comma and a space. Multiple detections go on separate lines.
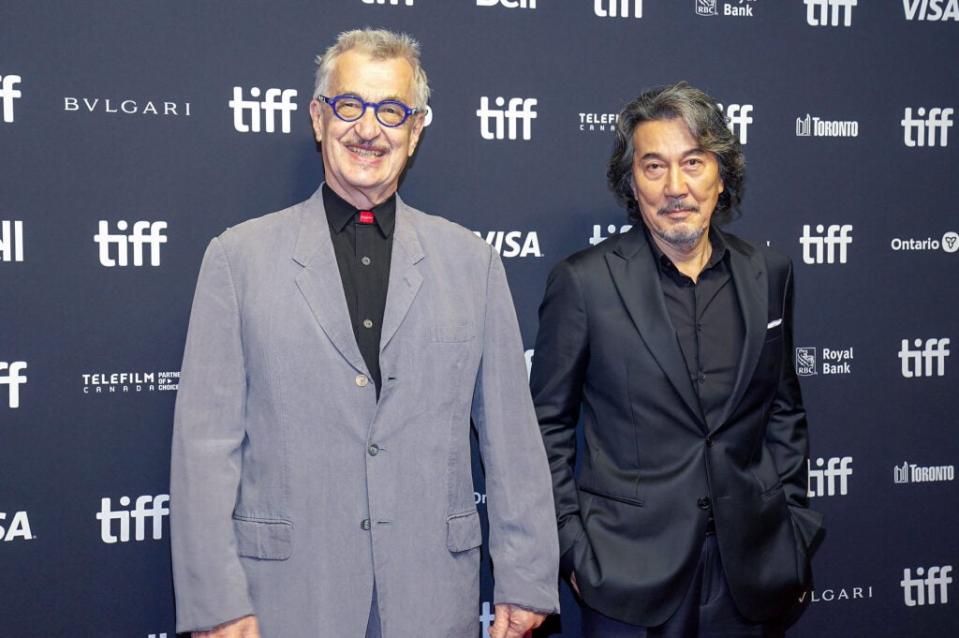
322, 183, 396, 238
645, 225, 729, 277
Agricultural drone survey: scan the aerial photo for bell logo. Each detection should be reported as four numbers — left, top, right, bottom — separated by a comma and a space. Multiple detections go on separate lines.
362, 0, 413, 4
903, 0, 959, 21
594, 0, 643, 18
94, 220, 167, 267
717, 103, 753, 144
229, 87, 298, 134
899, 338, 950, 378
805, 0, 857, 27
0, 511, 34, 541
474, 231, 542, 257
478, 0, 535, 7
477, 97, 537, 140
799, 224, 853, 264
0, 74, 22, 123
901, 566, 953, 606
902, 107, 953, 148
0, 220, 24, 262
97, 494, 169, 543
0, 361, 27, 409
807, 456, 853, 497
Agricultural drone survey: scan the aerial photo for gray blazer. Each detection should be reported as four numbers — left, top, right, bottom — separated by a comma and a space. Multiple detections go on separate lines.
170, 187, 559, 636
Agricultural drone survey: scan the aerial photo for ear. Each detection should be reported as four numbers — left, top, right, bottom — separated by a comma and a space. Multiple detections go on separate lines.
407, 112, 426, 157
309, 99, 324, 143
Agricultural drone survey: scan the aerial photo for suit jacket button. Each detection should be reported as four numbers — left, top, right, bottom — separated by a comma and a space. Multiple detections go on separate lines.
361, 518, 371, 530
356, 374, 369, 387
697, 497, 711, 510
368, 444, 380, 456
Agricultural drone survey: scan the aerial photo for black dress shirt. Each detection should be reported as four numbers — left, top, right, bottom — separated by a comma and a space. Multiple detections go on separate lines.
649, 229, 744, 429
323, 184, 395, 397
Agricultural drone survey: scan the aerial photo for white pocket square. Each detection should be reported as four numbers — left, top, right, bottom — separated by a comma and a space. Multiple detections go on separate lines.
767, 318, 782, 329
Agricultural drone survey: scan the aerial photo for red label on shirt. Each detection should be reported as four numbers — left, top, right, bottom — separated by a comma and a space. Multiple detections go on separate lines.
358, 211, 375, 225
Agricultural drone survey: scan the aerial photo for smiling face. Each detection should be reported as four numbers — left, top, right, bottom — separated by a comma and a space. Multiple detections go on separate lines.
309, 50, 425, 209
630, 117, 724, 254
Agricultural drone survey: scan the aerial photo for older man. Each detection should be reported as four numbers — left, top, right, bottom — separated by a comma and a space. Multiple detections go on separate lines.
532, 83, 823, 636
171, 29, 558, 638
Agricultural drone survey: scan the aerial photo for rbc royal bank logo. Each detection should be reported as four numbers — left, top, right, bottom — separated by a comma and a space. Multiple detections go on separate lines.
0, 361, 27, 409
717, 103, 753, 144
474, 231, 542, 257
0, 74, 22, 123
696, 0, 757, 17
805, 0, 857, 27
97, 494, 169, 543
0, 220, 24, 262
477, 97, 537, 140
0, 511, 34, 541
800, 224, 853, 264
94, 220, 167, 267
807, 456, 853, 497
229, 87, 298, 134
901, 566, 953, 606
795, 347, 817, 376
903, 0, 959, 21
901, 107, 953, 147
595, 0, 643, 18
899, 338, 950, 378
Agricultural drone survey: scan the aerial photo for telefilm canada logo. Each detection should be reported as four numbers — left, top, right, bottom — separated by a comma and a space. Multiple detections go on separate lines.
795, 114, 859, 138
473, 231, 543, 257
64, 96, 192, 117
894, 461, 955, 484
578, 110, 619, 133
0, 73, 22, 123
805, 0, 857, 27
904, 0, 959, 21
696, 0, 758, 18
795, 346, 854, 376
81, 370, 180, 395
890, 231, 959, 254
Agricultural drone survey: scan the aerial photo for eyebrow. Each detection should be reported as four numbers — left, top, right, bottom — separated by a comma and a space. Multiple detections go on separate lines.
639, 148, 707, 161
336, 90, 408, 103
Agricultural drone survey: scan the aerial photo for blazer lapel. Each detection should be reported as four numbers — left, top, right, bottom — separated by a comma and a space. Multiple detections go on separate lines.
379, 197, 423, 353
712, 229, 767, 432
292, 187, 367, 373
606, 228, 705, 426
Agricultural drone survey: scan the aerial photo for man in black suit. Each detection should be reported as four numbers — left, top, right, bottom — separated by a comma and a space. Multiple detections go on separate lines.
531, 82, 823, 637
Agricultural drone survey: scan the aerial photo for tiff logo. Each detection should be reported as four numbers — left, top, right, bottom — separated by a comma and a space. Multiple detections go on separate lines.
362, 0, 413, 4
717, 103, 753, 144
0, 361, 27, 409
902, 566, 953, 606
94, 220, 167, 267
595, 0, 643, 17
97, 494, 169, 543
807, 456, 853, 497
147, 635, 168, 638
229, 87, 298, 134
477, 97, 537, 140
1, 220, 24, 262
0, 74, 22, 123
805, 0, 857, 27
589, 223, 633, 246
899, 338, 950, 378
800, 224, 853, 264
902, 107, 953, 147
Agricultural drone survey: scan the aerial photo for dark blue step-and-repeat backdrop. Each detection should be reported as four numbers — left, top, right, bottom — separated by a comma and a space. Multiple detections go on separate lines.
2, 1, 957, 636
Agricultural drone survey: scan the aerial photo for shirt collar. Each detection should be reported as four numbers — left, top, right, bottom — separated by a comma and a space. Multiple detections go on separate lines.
322, 183, 397, 238
646, 225, 729, 275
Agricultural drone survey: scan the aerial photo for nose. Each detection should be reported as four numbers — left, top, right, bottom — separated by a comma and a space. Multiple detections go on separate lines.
353, 105, 382, 140
664, 165, 687, 198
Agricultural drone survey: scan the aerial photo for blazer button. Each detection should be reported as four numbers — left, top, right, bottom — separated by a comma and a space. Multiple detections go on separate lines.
697, 497, 711, 510
360, 519, 371, 531
368, 444, 380, 456
356, 374, 369, 387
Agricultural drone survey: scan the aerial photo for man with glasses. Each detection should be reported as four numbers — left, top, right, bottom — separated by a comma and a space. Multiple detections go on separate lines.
171, 29, 558, 638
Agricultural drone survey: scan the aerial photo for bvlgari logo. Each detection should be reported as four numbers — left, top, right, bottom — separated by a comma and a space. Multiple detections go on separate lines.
64, 97, 192, 117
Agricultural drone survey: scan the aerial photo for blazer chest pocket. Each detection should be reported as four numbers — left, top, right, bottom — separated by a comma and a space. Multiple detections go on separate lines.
233, 515, 293, 560
433, 322, 473, 343
446, 510, 482, 552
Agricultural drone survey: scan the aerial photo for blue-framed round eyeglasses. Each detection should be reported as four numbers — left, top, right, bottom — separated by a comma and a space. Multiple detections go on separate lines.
318, 94, 419, 127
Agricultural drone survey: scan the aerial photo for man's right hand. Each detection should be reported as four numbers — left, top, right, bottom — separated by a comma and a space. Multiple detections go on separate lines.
193, 615, 261, 638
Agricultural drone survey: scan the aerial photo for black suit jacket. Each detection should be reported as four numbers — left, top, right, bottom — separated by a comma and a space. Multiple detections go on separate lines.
531, 226, 824, 626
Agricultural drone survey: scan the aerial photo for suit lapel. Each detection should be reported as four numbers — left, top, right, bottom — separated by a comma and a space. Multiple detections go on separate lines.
606, 228, 705, 426
712, 229, 767, 432
379, 197, 423, 353
292, 187, 367, 373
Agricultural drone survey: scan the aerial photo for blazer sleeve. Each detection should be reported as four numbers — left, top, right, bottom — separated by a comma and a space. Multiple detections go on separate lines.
170, 236, 255, 632
470, 248, 560, 614
529, 259, 590, 577
766, 259, 824, 550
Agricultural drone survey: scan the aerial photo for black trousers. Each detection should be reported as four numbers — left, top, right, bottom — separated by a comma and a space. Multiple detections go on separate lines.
581, 535, 786, 638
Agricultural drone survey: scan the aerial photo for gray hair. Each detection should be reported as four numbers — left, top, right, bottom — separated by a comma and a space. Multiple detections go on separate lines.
314, 28, 431, 110
607, 81, 745, 225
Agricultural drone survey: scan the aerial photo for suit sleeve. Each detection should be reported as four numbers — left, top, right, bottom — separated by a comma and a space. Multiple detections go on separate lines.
170, 236, 254, 632
471, 248, 560, 614
529, 260, 590, 577
766, 260, 824, 550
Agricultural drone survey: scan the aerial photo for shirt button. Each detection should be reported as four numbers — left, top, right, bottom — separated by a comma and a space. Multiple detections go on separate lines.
368, 444, 380, 456
363, 319, 374, 329
698, 372, 706, 384
355, 374, 369, 387
697, 497, 711, 510
361, 256, 371, 266
705, 437, 714, 447
360, 519, 371, 530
